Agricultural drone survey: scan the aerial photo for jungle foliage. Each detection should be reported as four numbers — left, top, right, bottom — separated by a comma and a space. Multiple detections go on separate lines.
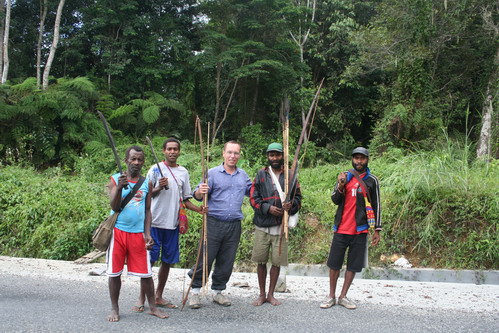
0, 1, 497, 268
0, 0, 497, 167
0, 142, 497, 269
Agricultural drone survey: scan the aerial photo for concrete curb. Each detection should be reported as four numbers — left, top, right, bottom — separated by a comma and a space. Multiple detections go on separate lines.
285, 264, 499, 285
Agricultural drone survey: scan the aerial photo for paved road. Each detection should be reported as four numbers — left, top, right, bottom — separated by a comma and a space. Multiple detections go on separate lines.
1, 273, 497, 333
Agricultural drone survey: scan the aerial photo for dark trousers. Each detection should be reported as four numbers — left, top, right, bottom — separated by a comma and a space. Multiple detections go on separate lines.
189, 216, 241, 290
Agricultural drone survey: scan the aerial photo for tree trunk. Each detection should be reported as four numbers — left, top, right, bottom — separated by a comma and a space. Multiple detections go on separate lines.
477, 7, 498, 159
0, 1, 5, 80
249, 75, 260, 125
42, 0, 65, 90
476, 47, 497, 158
1, 0, 11, 85
37, 0, 48, 89
287, 0, 316, 126
211, 62, 222, 139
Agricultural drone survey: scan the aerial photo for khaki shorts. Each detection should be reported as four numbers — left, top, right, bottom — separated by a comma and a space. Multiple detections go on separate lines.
251, 229, 288, 267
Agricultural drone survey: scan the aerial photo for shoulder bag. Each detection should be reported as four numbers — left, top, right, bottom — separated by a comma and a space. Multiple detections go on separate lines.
92, 176, 146, 251
166, 165, 189, 234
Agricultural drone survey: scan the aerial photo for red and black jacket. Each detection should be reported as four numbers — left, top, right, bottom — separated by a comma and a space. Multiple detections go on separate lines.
250, 167, 302, 228
331, 168, 382, 232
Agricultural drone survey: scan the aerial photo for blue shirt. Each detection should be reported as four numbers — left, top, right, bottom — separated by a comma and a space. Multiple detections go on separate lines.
195, 163, 252, 222
110, 173, 149, 233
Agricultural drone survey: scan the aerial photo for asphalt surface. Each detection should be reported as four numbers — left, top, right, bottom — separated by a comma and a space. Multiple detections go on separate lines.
1, 272, 498, 333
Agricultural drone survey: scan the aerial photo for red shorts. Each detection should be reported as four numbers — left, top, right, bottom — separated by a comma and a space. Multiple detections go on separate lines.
106, 228, 152, 278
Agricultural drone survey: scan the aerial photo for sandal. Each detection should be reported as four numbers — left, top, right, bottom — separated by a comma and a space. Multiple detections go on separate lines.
155, 301, 178, 309
132, 304, 144, 313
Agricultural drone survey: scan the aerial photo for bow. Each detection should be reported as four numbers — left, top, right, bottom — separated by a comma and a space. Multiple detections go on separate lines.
181, 116, 210, 310
279, 79, 324, 250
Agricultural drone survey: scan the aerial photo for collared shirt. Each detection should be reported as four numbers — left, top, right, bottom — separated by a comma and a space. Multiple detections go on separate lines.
194, 163, 252, 222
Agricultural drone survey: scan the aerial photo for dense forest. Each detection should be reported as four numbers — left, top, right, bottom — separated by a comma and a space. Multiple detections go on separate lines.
0, 1, 497, 269
0, 0, 497, 165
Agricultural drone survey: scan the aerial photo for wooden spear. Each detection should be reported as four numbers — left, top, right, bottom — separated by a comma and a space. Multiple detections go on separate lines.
181, 116, 209, 310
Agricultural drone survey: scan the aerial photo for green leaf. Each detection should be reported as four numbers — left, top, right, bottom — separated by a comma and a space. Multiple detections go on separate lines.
143, 105, 160, 124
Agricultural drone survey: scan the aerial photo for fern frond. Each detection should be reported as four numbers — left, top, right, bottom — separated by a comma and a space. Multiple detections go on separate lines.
61, 107, 84, 121
131, 99, 154, 109
144, 91, 167, 105
60, 77, 96, 95
162, 99, 186, 112
11, 78, 37, 96
109, 105, 136, 119
143, 105, 160, 124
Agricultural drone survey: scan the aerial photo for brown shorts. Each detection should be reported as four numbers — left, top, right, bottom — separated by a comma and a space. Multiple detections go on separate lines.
251, 229, 288, 267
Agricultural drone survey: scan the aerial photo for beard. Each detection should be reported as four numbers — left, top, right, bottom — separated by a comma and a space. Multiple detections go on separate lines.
268, 159, 283, 170
352, 160, 368, 173
128, 165, 142, 177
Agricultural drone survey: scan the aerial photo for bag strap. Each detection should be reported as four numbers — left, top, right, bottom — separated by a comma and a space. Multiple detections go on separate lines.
165, 164, 184, 203
268, 168, 285, 203
118, 176, 146, 211
348, 169, 372, 203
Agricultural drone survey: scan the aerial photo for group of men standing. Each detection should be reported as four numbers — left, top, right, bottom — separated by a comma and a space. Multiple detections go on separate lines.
104, 139, 381, 322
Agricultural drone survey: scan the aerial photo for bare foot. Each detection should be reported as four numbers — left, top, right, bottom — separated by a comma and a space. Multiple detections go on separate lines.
251, 295, 267, 306
155, 298, 178, 309
267, 295, 282, 306
132, 304, 144, 312
107, 309, 120, 322
148, 308, 169, 319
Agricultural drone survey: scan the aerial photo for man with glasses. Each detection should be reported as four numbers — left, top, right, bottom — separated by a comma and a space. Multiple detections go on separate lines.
188, 140, 252, 308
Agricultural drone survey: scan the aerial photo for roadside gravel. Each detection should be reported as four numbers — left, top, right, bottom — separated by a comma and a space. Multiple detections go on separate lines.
1, 256, 497, 313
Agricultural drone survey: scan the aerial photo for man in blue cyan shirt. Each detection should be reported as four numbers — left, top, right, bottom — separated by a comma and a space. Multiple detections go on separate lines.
188, 140, 252, 308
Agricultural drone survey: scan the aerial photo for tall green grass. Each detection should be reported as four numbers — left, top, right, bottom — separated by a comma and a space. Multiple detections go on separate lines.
1, 143, 497, 269
372, 143, 498, 268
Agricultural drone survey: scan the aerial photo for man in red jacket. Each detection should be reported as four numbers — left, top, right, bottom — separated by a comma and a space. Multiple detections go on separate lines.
320, 147, 381, 310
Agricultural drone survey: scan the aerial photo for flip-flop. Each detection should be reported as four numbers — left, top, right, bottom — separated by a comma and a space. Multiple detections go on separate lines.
155, 302, 178, 309
132, 304, 145, 313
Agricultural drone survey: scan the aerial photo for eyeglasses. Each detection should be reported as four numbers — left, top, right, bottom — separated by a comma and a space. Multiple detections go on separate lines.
225, 151, 240, 156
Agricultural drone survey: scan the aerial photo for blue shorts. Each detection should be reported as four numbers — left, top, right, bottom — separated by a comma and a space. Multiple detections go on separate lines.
149, 227, 180, 264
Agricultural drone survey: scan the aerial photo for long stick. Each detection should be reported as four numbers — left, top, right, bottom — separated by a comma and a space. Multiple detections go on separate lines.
283, 98, 290, 241
286, 78, 324, 202
145, 136, 169, 190
278, 79, 324, 252
97, 111, 128, 189
202, 122, 210, 293
180, 116, 209, 310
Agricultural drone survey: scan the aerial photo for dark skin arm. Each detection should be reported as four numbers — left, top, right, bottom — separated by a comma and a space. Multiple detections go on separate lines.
268, 202, 292, 217
372, 230, 380, 246
184, 199, 207, 214
144, 180, 154, 249
337, 172, 347, 192
151, 177, 169, 198
109, 172, 128, 212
